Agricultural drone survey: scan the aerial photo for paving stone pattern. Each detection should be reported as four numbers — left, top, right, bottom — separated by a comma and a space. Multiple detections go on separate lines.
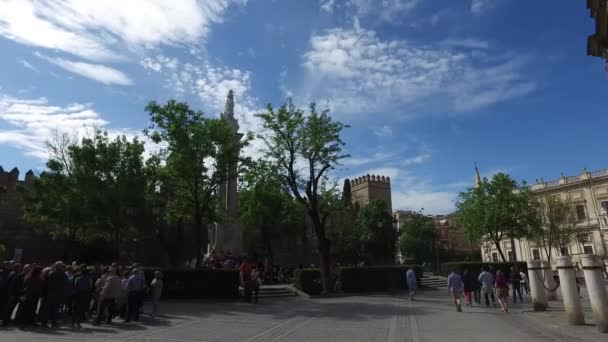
0, 290, 605, 342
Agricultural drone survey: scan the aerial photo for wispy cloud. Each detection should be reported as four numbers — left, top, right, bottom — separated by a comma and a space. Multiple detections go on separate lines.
0, 95, 107, 159
347, 0, 420, 22
320, 0, 335, 13
301, 24, 535, 117
40, 55, 133, 86
471, 0, 495, 15
17, 59, 38, 72
373, 125, 393, 138
0, 0, 247, 62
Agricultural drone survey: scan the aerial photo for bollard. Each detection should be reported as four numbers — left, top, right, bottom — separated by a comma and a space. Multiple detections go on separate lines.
527, 260, 548, 311
541, 261, 557, 300
557, 256, 585, 325
581, 254, 608, 333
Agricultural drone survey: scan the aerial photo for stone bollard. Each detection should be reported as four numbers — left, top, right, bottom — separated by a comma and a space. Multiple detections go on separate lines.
557, 256, 585, 325
527, 260, 548, 311
541, 261, 557, 300
581, 254, 608, 333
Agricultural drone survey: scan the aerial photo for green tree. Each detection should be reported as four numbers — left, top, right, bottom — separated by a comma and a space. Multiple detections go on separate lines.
398, 211, 436, 264
239, 160, 303, 263
532, 196, 578, 263
25, 131, 148, 259
257, 100, 348, 293
354, 200, 399, 264
456, 173, 538, 262
145, 100, 250, 267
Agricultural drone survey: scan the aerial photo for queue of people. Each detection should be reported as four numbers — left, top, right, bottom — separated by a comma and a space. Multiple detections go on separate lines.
0, 260, 163, 330
447, 266, 528, 313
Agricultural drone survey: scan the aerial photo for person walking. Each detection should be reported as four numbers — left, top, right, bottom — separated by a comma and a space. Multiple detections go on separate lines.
95, 268, 121, 325
150, 271, 163, 318
3, 263, 26, 326
462, 269, 474, 306
520, 270, 529, 294
15, 265, 43, 329
46, 261, 68, 327
406, 267, 418, 301
0, 261, 12, 319
72, 267, 93, 328
495, 270, 510, 313
447, 270, 464, 312
125, 268, 145, 322
478, 267, 497, 307
510, 266, 523, 303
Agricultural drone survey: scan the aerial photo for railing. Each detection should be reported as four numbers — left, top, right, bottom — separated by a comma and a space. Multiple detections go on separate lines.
566, 175, 581, 183
591, 168, 608, 178
545, 179, 560, 187
535, 167, 608, 190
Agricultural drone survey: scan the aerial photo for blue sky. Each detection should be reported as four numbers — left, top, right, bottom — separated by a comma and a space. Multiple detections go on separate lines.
0, 0, 607, 214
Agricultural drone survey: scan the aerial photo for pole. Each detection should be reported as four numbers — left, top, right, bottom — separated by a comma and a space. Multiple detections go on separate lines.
527, 260, 548, 311
580, 254, 608, 333
556, 256, 585, 325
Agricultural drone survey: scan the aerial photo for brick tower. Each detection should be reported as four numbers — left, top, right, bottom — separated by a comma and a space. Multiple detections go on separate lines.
350, 174, 392, 212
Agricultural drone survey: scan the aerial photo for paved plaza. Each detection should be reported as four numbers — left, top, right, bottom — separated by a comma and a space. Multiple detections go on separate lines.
1, 289, 606, 342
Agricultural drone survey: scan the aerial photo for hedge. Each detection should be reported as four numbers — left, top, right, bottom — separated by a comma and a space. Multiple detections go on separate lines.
142, 269, 240, 299
294, 265, 422, 295
294, 268, 324, 295
439, 262, 527, 279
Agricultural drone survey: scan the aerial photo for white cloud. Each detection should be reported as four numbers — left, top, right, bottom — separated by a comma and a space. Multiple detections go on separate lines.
17, 59, 38, 72
471, 0, 494, 15
0, 95, 108, 159
42, 56, 133, 86
347, 0, 419, 21
440, 38, 489, 49
320, 0, 335, 13
302, 25, 535, 116
373, 125, 393, 137
402, 153, 430, 166
0, 0, 247, 62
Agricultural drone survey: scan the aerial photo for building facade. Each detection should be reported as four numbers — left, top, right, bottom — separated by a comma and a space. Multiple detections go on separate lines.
481, 168, 608, 266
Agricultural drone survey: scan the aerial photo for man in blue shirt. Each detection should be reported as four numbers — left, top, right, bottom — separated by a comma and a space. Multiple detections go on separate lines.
447, 270, 464, 312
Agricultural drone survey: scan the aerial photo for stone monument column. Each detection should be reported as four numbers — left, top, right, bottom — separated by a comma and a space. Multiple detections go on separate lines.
214, 90, 243, 254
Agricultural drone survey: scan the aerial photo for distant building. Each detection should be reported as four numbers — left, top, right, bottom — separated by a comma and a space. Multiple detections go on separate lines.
393, 209, 479, 260
481, 168, 608, 266
350, 174, 392, 212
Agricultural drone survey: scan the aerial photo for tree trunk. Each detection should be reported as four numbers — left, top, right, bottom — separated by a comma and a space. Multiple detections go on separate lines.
261, 225, 274, 265
310, 209, 332, 294
509, 235, 518, 262
317, 236, 332, 294
194, 210, 208, 268
493, 239, 507, 262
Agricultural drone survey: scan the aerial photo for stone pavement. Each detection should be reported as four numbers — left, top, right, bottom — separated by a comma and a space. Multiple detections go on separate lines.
0, 290, 606, 342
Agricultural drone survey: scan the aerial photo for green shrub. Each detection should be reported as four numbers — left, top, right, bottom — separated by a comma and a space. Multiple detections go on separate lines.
142, 269, 240, 299
294, 268, 323, 295
294, 265, 422, 295
440, 261, 527, 279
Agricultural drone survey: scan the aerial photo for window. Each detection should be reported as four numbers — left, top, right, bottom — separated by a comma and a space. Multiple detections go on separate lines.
559, 247, 569, 256
507, 250, 514, 261
583, 245, 594, 254
491, 252, 499, 262
575, 204, 587, 220
531, 249, 541, 261
602, 201, 608, 211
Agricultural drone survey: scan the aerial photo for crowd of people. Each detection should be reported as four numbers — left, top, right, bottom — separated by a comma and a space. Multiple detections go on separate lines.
0, 260, 163, 330
446, 266, 529, 313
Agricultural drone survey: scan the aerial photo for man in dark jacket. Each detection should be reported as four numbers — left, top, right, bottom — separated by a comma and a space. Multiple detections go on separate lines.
0, 261, 12, 318
2, 263, 25, 325
46, 262, 68, 327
